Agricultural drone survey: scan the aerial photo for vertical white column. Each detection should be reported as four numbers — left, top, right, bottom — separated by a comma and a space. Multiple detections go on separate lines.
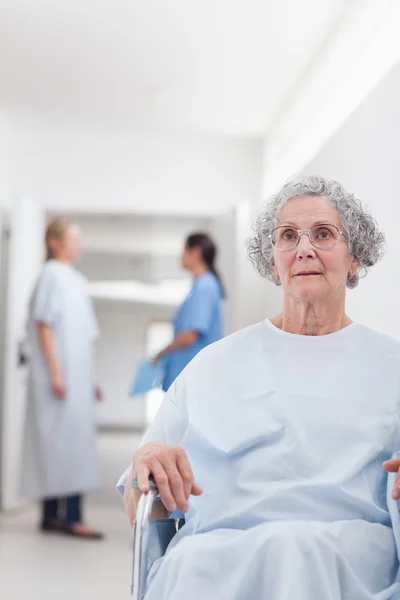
0, 197, 44, 510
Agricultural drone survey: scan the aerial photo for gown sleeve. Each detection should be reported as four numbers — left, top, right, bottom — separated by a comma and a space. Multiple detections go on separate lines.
32, 266, 62, 327
116, 377, 188, 495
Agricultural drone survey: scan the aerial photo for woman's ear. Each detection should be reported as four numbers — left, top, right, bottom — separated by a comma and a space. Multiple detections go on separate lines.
349, 257, 360, 278
46, 237, 56, 253
194, 246, 203, 263
272, 260, 279, 282
46, 235, 62, 258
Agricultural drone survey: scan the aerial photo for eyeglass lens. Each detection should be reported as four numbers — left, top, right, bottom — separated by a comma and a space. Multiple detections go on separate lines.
272, 225, 340, 250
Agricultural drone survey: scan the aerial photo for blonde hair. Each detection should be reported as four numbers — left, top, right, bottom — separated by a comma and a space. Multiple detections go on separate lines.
45, 217, 73, 260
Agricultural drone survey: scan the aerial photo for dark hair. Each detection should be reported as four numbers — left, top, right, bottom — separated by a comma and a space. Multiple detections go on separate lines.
186, 232, 226, 298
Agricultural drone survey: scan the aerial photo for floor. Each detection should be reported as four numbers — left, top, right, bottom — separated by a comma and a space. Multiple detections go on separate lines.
0, 431, 141, 600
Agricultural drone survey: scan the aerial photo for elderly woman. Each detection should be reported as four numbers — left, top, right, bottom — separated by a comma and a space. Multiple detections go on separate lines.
119, 175, 400, 599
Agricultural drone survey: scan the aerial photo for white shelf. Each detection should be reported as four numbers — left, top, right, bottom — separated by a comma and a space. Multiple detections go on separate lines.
82, 237, 183, 257
89, 279, 190, 307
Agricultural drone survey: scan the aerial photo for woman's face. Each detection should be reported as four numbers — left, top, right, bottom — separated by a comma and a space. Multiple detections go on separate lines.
181, 244, 201, 271
50, 225, 81, 263
272, 196, 359, 302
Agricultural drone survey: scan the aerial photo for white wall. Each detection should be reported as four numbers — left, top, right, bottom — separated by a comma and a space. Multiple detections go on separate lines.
211, 202, 279, 332
0, 113, 10, 200
0, 199, 45, 510
70, 211, 210, 283
3, 114, 268, 331
261, 2, 400, 200
304, 59, 400, 339
5, 115, 262, 216
94, 299, 173, 429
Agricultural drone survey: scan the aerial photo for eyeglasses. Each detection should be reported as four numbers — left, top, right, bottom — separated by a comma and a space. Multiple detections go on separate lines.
270, 224, 345, 251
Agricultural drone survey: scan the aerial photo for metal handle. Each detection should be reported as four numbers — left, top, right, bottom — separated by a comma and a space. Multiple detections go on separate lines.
131, 475, 158, 491
131, 477, 159, 599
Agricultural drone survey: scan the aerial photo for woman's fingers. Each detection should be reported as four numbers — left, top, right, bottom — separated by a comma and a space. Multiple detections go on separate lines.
135, 445, 202, 513
191, 482, 203, 496
52, 382, 65, 399
136, 450, 177, 511
166, 465, 188, 513
160, 449, 189, 512
391, 463, 400, 501
383, 458, 400, 500
150, 463, 177, 512
393, 474, 400, 501
136, 462, 151, 493
150, 448, 188, 512
176, 451, 203, 500
177, 452, 195, 501
383, 458, 400, 472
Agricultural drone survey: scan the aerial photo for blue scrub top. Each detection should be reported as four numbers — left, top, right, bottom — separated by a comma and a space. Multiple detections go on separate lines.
162, 272, 223, 391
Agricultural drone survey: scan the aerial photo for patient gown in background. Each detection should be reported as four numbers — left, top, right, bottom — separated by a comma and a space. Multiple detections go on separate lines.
22, 259, 100, 500
118, 320, 400, 599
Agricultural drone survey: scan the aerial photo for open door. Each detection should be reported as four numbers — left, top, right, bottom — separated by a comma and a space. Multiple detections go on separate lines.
0, 197, 44, 510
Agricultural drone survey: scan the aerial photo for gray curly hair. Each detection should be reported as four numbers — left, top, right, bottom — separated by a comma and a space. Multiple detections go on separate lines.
248, 174, 386, 289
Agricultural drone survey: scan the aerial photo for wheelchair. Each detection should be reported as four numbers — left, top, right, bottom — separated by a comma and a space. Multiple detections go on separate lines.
129, 463, 400, 599
130, 476, 184, 600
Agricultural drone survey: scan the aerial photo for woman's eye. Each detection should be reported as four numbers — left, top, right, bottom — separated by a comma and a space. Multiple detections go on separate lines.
316, 228, 332, 239
282, 230, 296, 240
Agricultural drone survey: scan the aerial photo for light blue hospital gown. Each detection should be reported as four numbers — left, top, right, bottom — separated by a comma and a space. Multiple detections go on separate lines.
162, 271, 223, 391
119, 320, 400, 599
22, 260, 100, 500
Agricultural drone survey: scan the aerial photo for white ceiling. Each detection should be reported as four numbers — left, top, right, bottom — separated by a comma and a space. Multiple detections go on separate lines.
0, 0, 350, 136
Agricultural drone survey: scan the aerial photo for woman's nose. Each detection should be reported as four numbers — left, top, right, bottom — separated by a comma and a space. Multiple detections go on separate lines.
296, 233, 316, 259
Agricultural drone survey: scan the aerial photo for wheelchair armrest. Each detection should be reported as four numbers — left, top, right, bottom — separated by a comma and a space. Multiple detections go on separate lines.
130, 476, 183, 599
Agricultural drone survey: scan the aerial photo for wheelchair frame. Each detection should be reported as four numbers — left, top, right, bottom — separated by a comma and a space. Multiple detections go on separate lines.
131, 478, 182, 600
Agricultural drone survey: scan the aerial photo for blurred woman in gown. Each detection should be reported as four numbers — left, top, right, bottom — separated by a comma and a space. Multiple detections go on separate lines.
22, 218, 103, 539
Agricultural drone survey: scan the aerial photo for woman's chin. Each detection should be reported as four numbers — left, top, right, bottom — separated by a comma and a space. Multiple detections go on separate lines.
289, 278, 328, 301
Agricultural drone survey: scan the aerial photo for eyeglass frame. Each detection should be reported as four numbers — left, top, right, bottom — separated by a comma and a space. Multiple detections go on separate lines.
269, 223, 346, 251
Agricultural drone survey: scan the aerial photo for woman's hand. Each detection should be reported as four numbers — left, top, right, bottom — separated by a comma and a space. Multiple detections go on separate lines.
383, 458, 400, 500
37, 323, 65, 399
51, 372, 66, 399
152, 331, 199, 366
152, 353, 162, 365
128, 442, 203, 519
95, 386, 103, 402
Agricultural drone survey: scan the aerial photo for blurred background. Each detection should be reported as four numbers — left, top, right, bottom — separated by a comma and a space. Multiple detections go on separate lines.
1, 1, 400, 598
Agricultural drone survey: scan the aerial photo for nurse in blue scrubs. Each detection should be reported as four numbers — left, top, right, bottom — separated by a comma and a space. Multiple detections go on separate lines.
155, 233, 224, 392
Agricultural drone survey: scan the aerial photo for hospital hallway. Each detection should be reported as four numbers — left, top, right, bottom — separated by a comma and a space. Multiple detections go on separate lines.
0, 431, 141, 600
